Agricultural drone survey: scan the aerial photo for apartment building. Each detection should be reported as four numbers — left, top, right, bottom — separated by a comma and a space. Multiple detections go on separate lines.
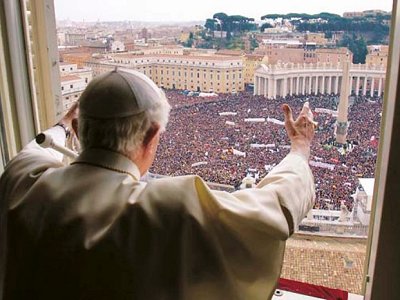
256, 41, 352, 65
59, 63, 93, 112
111, 41, 125, 52
343, 10, 390, 18
366, 45, 389, 68
118, 54, 243, 93
316, 47, 353, 64
305, 33, 329, 46
65, 33, 86, 46
243, 53, 268, 85
87, 52, 244, 93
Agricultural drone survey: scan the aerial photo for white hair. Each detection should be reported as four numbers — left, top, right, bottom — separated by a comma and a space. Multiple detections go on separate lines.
79, 91, 170, 155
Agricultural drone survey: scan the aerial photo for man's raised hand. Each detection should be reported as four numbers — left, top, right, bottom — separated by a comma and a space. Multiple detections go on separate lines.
282, 101, 316, 160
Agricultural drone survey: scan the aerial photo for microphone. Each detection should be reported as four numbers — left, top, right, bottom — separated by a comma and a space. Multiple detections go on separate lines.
35, 133, 79, 159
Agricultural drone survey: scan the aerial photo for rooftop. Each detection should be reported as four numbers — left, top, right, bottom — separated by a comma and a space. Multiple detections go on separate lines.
59, 62, 75, 66
282, 234, 366, 295
116, 53, 243, 61
215, 49, 244, 56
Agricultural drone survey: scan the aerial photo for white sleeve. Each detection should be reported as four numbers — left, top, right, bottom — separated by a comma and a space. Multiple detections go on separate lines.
22, 126, 67, 162
207, 152, 315, 240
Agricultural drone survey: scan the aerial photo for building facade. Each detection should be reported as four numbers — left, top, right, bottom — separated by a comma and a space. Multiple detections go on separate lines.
111, 41, 126, 52
343, 10, 390, 18
88, 53, 244, 93
65, 33, 86, 46
243, 53, 268, 85
305, 33, 328, 46
366, 45, 389, 68
59, 63, 93, 112
256, 41, 351, 65
316, 47, 353, 64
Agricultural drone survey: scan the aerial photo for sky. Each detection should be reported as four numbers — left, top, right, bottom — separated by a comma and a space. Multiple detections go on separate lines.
54, 0, 394, 23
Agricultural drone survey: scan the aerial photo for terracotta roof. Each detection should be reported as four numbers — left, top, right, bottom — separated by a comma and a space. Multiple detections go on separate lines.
62, 52, 92, 57
216, 49, 244, 56
116, 53, 242, 61
245, 54, 265, 59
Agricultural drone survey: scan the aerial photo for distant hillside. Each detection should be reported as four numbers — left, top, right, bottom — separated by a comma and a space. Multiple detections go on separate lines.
261, 12, 390, 44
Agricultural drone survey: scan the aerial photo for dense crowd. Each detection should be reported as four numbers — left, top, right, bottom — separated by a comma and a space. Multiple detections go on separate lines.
150, 90, 382, 211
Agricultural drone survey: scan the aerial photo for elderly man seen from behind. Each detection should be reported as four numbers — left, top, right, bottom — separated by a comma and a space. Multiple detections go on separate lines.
0, 69, 315, 300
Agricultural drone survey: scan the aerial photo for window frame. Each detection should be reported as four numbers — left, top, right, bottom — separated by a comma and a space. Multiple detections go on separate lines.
364, 1, 400, 298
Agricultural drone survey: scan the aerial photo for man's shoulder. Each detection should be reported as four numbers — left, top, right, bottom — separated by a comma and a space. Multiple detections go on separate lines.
144, 174, 209, 198
137, 174, 213, 212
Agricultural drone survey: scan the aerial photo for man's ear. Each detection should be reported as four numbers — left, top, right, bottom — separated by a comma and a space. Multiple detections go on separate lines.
143, 123, 160, 147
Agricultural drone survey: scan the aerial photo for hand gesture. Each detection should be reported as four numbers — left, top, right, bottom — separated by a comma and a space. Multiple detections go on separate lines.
282, 101, 316, 160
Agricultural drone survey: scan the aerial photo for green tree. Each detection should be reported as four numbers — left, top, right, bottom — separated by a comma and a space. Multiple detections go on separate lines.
340, 34, 368, 64
228, 15, 257, 33
260, 23, 273, 32
205, 18, 216, 32
184, 32, 194, 48
250, 37, 259, 50
208, 12, 257, 35
213, 12, 228, 31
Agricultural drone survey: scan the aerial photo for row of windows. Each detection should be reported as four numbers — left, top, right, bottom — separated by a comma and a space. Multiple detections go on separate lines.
117, 59, 242, 67
154, 77, 242, 85
127, 65, 242, 76
154, 66, 241, 73
61, 85, 74, 90
64, 94, 80, 100
61, 67, 74, 71
137, 68, 242, 78
155, 70, 242, 79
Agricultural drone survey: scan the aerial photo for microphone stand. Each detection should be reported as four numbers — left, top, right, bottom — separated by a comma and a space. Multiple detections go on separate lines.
35, 133, 79, 159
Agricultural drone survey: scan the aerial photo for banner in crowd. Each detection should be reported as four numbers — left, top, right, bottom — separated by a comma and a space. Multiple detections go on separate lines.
250, 143, 266, 148
225, 121, 236, 126
199, 92, 218, 97
219, 112, 237, 116
309, 160, 335, 170
244, 118, 265, 122
191, 161, 208, 167
232, 148, 246, 157
266, 117, 285, 126
250, 143, 276, 149
315, 108, 338, 117
223, 148, 246, 157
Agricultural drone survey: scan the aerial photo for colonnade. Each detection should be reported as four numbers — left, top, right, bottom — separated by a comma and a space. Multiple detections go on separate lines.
254, 64, 386, 99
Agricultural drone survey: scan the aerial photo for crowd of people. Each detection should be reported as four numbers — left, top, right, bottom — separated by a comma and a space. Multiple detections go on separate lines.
150, 90, 382, 211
